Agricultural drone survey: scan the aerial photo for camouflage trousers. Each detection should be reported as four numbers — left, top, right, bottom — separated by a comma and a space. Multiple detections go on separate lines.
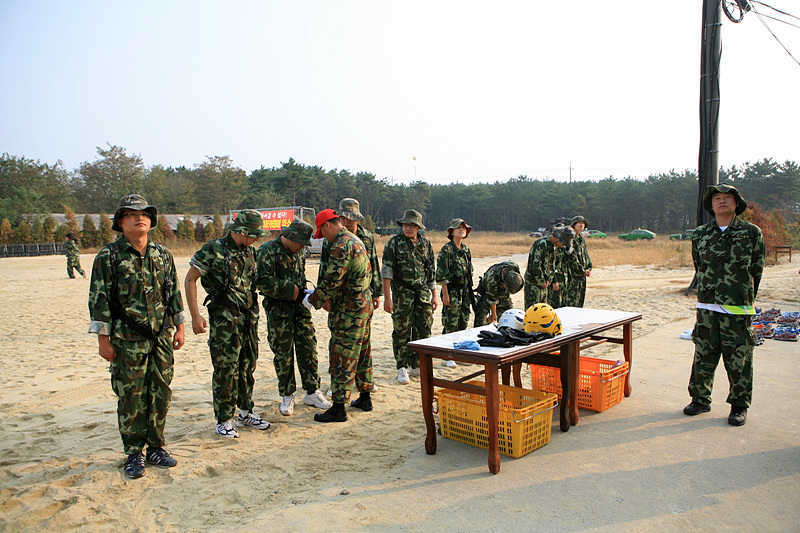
109, 334, 174, 455
473, 295, 513, 327
524, 283, 548, 311
391, 286, 433, 370
328, 299, 373, 404
265, 303, 319, 397
67, 256, 84, 278
208, 309, 259, 423
688, 309, 755, 408
441, 285, 471, 334
561, 274, 587, 308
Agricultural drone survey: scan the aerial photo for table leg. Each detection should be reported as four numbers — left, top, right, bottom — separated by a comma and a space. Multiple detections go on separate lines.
512, 363, 522, 387
566, 341, 580, 426
623, 322, 633, 397
501, 366, 511, 386
484, 364, 501, 474
420, 352, 437, 455
559, 344, 570, 432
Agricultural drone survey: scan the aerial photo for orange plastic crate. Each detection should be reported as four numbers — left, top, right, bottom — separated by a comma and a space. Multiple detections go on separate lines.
529, 357, 629, 413
435, 380, 558, 458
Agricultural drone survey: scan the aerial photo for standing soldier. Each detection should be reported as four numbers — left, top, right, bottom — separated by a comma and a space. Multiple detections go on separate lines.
184, 210, 271, 439
382, 209, 438, 385
562, 216, 593, 307
257, 220, 331, 417
318, 198, 381, 397
524, 226, 575, 310
437, 219, 474, 367
65, 232, 86, 279
306, 210, 373, 421
473, 260, 524, 327
88, 194, 186, 479
683, 183, 764, 426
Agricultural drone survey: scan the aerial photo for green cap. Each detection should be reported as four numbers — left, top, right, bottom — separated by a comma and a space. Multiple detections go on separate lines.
396, 209, 425, 230
571, 215, 588, 229
281, 219, 313, 246
446, 218, 472, 240
228, 210, 268, 238
553, 226, 575, 252
112, 194, 158, 232
503, 270, 524, 294
703, 182, 748, 215
337, 198, 364, 221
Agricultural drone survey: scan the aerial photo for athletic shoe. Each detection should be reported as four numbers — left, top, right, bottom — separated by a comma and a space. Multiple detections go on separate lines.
444, 360, 457, 368
773, 327, 799, 342
683, 402, 711, 416
303, 390, 333, 409
280, 395, 295, 416
409, 367, 421, 378
237, 410, 271, 430
216, 419, 239, 438
397, 367, 410, 385
145, 447, 177, 468
124, 452, 146, 479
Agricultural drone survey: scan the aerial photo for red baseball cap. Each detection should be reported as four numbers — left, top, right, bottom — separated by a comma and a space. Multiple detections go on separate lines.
314, 209, 338, 239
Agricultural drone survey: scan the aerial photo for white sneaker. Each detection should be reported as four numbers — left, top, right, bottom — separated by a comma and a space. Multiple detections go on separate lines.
280, 396, 295, 416
303, 390, 333, 409
325, 388, 332, 397
237, 410, 271, 430
444, 360, 457, 368
409, 367, 421, 378
397, 367, 410, 385
216, 419, 239, 438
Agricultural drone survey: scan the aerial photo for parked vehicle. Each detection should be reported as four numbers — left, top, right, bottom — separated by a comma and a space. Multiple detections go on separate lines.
618, 229, 656, 241
669, 229, 695, 241
585, 230, 607, 239
529, 231, 543, 238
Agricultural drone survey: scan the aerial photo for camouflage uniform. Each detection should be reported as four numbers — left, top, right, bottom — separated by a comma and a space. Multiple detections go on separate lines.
88, 235, 186, 456
190, 232, 260, 423
311, 227, 373, 403
546, 249, 567, 308
474, 261, 522, 327
257, 231, 319, 397
688, 191, 765, 409
562, 231, 592, 307
65, 237, 85, 278
382, 226, 436, 370
524, 236, 558, 310
437, 239, 473, 333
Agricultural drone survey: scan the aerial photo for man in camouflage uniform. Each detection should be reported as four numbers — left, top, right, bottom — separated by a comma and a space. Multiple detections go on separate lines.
437, 219, 474, 346
257, 220, 330, 417
381, 209, 438, 385
318, 198, 382, 397
65, 232, 86, 279
524, 226, 575, 310
88, 194, 186, 479
473, 260, 523, 327
684, 183, 765, 426
185, 210, 271, 439
561, 216, 593, 307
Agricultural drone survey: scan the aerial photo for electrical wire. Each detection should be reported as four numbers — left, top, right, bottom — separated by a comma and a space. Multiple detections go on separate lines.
749, 1, 800, 65
751, 1, 800, 21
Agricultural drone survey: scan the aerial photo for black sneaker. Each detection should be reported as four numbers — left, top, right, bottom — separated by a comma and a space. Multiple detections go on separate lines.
145, 447, 178, 468
124, 452, 146, 479
683, 402, 711, 416
728, 406, 747, 426
350, 394, 373, 412
314, 406, 348, 423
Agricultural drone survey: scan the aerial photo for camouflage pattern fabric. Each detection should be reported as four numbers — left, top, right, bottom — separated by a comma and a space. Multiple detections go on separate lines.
381, 233, 436, 369
437, 240, 473, 333
561, 233, 592, 307
688, 216, 765, 408
257, 237, 319, 397
319, 226, 382, 298
524, 236, 558, 310
546, 249, 567, 308
473, 261, 519, 327
65, 239, 85, 278
312, 228, 373, 403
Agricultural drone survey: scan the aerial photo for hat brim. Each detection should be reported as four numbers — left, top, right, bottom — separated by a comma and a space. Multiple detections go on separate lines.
281, 225, 312, 246
230, 226, 268, 239
112, 205, 158, 232
703, 186, 748, 215
397, 218, 426, 230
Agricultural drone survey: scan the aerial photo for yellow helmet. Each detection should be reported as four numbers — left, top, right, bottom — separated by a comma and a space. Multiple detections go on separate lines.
524, 303, 562, 336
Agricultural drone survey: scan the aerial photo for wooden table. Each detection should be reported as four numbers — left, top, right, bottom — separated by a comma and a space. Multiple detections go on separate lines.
773, 245, 792, 262
408, 307, 642, 474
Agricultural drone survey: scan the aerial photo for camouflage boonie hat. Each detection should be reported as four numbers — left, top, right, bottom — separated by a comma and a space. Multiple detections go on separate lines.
281, 219, 313, 246
112, 194, 158, 232
503, 269, 524, 294
227, 209, 268, 238
553, 226, 575, 252
337, 198, 364, 221
396, 209, 426, 230
703, 182, 748, 215
446, 218, 472, 239
571, 215, 588, 229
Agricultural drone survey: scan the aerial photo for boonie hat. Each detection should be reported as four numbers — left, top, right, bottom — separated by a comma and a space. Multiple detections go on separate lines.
702, 182, 748, 215
313, 209, 339, 239
112, 194, 158, 232
396, 209, 426, 230
553, 226, 575, 253
227, 209, 268, 239
446, 218, 472, 240
282, 219, 313, 246
571, 215, 588, 229
337, 198, 364, 221
503, 269, 524, 294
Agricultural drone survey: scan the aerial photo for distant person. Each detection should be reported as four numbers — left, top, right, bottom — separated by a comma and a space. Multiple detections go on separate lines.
382, 209, 437, 385
473, 260, 523, 327
184, 210, 271, 439
562, 216, 593, 307
524, 226, 575, 310
88, 194, 186, 479
437, 218, 474, 367
683, 183, 764, 426
65, 232, 86, 279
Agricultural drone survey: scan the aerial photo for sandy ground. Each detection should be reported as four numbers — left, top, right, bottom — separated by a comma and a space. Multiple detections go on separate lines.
0, 252, 798, 533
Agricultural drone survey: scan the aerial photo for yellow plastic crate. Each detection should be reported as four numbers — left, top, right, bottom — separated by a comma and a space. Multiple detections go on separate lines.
435, 380, 557, 458
529, 357, 629, 413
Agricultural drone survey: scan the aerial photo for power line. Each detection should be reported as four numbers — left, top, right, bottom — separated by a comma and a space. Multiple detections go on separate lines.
750, 1, 800, 65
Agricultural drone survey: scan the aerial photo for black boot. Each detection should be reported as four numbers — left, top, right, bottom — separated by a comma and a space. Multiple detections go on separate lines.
728, 406, 747, 426
350, 392, 373, 412
314, 402, 347, 423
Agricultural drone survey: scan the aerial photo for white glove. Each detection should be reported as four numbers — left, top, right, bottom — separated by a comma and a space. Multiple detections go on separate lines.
302, 293, 314, 311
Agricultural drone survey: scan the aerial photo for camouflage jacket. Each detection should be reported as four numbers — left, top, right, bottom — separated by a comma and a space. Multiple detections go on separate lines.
563, 234, 592, 276
312, 228, 371, 314
436, 240, 473, 289
189, 233, 258, 317
525, 236, 558, 287
381, 233, 436, 292
319, 225, 382, 298
256, 236, 308, 313
692, 216, 765, 306
65, 239, 80, 259
479, 260, 521, 305
88, 235, 186, 340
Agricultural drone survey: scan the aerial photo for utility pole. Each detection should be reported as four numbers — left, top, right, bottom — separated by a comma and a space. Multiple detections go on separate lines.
569, 162, 573, 183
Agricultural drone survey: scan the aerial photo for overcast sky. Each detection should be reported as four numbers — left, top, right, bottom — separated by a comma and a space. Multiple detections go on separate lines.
1, 0, 798, 185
